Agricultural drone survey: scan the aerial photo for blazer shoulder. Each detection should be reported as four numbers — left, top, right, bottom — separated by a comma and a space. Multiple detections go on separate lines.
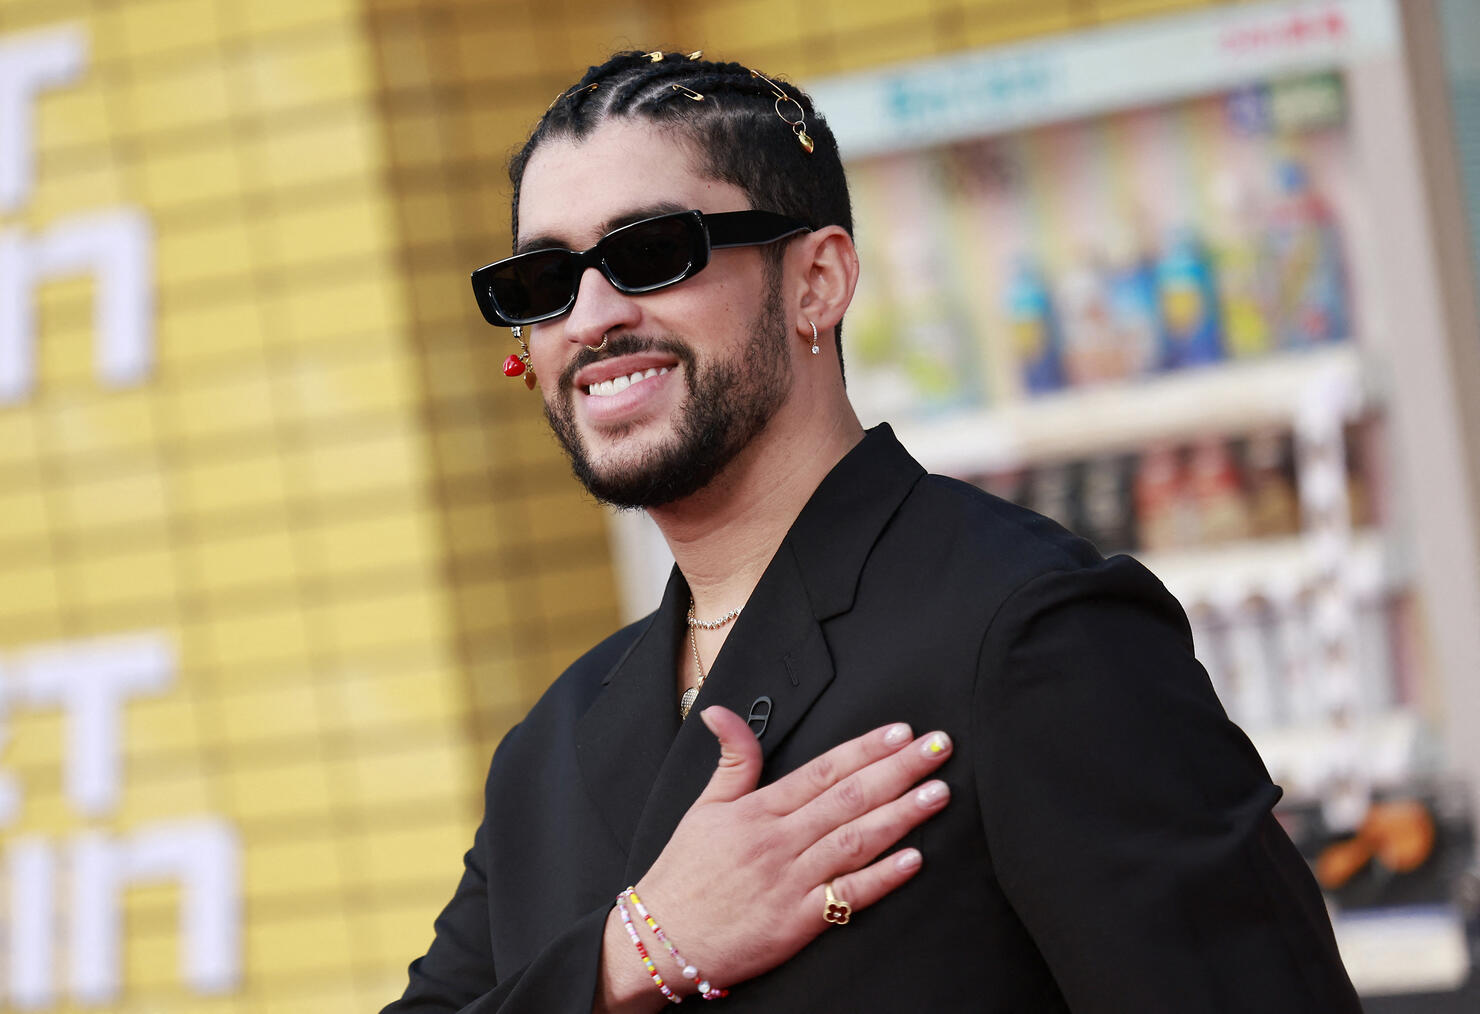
900, 472, 1103, 577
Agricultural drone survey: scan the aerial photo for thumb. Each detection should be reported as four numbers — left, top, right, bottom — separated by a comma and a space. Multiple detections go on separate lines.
695, 706, 762, 804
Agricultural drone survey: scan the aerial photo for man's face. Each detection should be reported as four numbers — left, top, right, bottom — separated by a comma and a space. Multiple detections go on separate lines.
515, 119, 793, 509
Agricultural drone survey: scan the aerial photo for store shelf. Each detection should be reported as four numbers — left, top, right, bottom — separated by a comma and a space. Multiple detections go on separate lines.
888, 344, 1366, 477
1137, 528, 1395, 607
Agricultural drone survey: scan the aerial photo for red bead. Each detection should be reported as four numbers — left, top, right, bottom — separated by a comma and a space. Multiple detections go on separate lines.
503, 355, 526, 377
524, 372, 538, 390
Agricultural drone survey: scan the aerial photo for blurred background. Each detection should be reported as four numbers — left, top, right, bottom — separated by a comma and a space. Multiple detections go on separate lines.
1, 0, 1478, 1010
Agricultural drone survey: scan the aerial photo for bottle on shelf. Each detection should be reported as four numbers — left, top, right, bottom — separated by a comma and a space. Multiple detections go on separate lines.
1006, 256, 1067, 396
1104, 228, 1161, 381
1155, 227, 1225, 370
1207, 171, 1274, 360
1264, 158, 1351, 348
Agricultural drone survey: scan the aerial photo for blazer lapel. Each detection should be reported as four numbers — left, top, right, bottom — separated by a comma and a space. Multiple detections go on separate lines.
574, 568, 687, 853
624, 541, 835, 880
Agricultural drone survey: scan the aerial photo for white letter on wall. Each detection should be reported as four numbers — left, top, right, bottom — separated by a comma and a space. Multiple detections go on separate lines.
0, 25, 87, 214
69, 820, 243, 1004
7, 836, 57, 1009
0, 208, 156, 403
20, 633, 174, 817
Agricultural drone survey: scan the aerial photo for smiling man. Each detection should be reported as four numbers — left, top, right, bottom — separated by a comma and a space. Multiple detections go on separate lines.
384, 52, 1362, 1013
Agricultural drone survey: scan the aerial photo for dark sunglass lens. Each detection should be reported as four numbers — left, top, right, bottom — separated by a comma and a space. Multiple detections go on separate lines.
490, 250, 575, 322
602, 217, 695, 291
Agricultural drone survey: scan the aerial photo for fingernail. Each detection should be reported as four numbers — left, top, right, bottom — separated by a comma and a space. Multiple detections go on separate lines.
883, 723, 912, 747
915, 781, 949, 807
895, 848, 922, 872
921, 732, 951, 757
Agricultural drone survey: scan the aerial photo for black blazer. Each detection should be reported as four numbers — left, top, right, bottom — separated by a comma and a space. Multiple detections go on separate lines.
385, 426, 1361, 1013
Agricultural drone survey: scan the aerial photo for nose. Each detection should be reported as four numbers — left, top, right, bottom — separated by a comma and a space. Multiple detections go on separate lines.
563, 266, 641, 348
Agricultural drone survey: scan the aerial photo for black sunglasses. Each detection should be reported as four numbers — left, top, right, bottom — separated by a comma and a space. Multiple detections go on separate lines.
471, 209, 811, 327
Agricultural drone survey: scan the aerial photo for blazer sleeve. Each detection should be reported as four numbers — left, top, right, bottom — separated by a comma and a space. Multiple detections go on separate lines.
381, 771, 610, 1014
973, 555, 1362, 1014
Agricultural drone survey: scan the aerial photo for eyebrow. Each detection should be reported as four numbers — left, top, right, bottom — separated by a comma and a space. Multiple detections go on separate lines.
514, 201, 693, 255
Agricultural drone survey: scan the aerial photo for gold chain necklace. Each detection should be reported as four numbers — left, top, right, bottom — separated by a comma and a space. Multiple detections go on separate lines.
679, 598, 742, 719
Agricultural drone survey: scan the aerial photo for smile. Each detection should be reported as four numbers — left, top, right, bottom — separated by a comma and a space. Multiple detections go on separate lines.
587, 366, 670, 398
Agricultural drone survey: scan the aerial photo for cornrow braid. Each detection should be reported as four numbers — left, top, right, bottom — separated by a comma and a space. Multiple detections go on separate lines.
507, 50, 854, 368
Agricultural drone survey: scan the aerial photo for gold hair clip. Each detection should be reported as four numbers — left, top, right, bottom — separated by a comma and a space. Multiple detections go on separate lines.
545, 82, 598, 112
749, 69, 814, 154
646, 50, 664, 62
671, 83, 704, 102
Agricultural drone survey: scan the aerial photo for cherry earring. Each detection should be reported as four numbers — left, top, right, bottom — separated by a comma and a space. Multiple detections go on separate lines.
503, 326, 538, 390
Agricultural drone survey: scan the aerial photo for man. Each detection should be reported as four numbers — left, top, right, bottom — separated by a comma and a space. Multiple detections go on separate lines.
386, 51, 1362, 1012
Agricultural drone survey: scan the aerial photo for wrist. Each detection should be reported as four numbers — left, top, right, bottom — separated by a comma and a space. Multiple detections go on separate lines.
595, 905, 667, 1014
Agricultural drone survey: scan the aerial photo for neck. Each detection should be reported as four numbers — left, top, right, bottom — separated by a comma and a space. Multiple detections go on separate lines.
648, 400, 863, 619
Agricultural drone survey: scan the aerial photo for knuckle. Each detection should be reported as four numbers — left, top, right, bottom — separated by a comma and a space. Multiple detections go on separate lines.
833, 775, 865, 812
740, 828, 784, 866
807, 754, 836, 792
831, 822, 866, 863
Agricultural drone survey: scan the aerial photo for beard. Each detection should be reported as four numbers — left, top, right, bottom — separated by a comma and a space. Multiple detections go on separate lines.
543, 289, 791, 510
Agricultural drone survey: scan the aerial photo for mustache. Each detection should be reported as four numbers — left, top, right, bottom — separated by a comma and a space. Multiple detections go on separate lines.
557, 333, 696, 389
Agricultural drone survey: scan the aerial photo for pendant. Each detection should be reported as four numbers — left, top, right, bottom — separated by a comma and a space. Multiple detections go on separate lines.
679, 686, 699, 720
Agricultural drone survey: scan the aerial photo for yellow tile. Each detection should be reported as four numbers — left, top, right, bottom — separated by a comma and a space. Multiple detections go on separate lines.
118, 767, 213, 824
157, 214, 257, 293
0, 484, 51, 544
326, 663, 461, 733
214, 679, 322, 748
251, 107, 380, 191
67, 543, 178, 610
24, 152, 128, 224
137, 138, 246, 212
7, 709, 64, 770
265, 193, 395, 272
359, 818, 468, 887
961, 0, 1080, 48
0, 612, 65, 648
294, 424, 426, 499
1093, 0, 1212, 23
237, 30, 372, 117
352, 741, 469, 808
116, 0, 223, 57
165, 369, 278, 444
522, 488, 605, 546
57, 465, 169, 531
360, 896, 451, 968
33, 317, 96, 392
39, 388, 160, 458
0, 410, 41, 467
276, 268, 408, 347
244, 910, 354, 977
238, 976, 359, 1014
190, 526, 302, 594
310, 511, 437, 581
156, 296, 268, 374
0, 560, 60, 619
244, 829, 346, 902
237, 0, 358, 37
822, 0, 938, 33
119, 57, 233, 137
126, 694, 204, 758
833, 21, 942, 73
280, 349, 418, 427
226, 752, 331, 822
204, 604, 312, 671
718, 0, 808, 52
178, 449, 289, 518
321, 582, 449, 654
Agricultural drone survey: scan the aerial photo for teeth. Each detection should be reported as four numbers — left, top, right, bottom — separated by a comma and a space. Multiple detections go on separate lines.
587, 366, 672, 397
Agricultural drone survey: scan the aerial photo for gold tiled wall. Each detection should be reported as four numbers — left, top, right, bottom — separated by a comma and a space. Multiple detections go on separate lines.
0, 0, 1247, 1011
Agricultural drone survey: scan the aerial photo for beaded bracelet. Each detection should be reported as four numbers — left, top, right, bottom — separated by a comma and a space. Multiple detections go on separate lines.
623, 887, 729, 1001
616, 893, 680, 1003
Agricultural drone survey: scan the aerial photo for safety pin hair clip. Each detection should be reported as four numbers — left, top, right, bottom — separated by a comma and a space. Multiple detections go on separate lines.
748, 69, 814, 154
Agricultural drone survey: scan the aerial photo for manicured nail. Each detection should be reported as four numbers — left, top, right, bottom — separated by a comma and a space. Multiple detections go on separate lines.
884, 723, 912, 747
895, 848, 922, 872
921, 732, 951, 757
915, 781, 949, 807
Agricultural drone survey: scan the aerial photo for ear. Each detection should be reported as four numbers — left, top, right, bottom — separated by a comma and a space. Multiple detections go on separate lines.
787, 226, 859, 334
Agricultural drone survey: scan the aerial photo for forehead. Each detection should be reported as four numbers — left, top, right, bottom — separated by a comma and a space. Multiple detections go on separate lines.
516, 119, 751, 247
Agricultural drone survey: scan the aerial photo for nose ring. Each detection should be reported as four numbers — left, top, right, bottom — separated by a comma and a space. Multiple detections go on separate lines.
586, 335, 608, 352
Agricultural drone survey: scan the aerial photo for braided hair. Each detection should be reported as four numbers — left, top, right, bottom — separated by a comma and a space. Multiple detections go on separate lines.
508, 51, 853, 279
